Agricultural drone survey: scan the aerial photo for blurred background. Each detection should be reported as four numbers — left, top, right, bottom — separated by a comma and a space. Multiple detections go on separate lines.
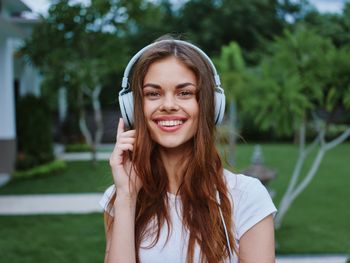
0, 0, 349, 262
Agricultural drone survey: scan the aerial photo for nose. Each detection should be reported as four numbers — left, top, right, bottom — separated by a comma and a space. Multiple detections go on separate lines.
159, 93, 179, 112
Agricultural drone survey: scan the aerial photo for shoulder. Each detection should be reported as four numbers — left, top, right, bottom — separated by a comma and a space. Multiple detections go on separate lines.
223, 169, 261, 193
223, 169, 267, 202
223, 169, 277, 240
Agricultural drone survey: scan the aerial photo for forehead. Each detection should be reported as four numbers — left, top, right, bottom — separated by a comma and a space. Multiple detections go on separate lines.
143, 56, 197, 85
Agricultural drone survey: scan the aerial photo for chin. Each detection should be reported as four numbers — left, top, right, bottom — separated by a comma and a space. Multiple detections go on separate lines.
159, 142, 183, 149
155, 137, 193, 150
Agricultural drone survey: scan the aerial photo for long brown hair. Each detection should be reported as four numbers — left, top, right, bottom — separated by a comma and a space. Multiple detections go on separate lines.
107, 38, 236, 263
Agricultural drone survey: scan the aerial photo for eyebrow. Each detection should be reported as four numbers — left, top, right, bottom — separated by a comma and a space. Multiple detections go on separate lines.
143, 82, 196, 89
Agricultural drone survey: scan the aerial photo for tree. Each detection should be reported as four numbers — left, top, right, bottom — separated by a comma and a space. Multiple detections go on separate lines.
216, 42, 246, 165
243, 25, 350, 228
22, 0, 128, 164
302, 3, 350, 49
177, 0, 292, 62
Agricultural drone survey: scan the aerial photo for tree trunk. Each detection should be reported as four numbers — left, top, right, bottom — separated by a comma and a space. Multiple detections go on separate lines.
91, 85, 103, 166
78, 89, 93, 146
78, 84, 105, 165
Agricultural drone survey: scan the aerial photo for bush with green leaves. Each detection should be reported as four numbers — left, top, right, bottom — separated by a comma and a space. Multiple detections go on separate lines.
16, 95, 54, 170
13, 160, 66, 179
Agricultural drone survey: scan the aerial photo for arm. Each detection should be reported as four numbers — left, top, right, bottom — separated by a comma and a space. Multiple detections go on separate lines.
238, 215, 276, 263
104, 118, 142, 263
104, 212, 112, 263
104, 197, 138, 263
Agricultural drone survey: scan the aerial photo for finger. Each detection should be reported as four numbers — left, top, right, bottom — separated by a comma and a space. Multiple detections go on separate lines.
111, 141, 134, 157
118, 137, 135, 144
109, 144, 133, 166
117, 118, 124, 138
118, 130, 136, 139
117, 144, 134, 152
113, 118, 126, 152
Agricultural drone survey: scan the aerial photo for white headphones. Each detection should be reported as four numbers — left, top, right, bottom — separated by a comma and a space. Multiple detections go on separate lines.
118, 39, 226, 128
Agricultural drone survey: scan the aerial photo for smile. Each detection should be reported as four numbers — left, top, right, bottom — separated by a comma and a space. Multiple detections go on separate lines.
157, 120, 184, 127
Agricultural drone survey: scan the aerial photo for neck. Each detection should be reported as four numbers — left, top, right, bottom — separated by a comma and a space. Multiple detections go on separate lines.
158, 143, 191, 194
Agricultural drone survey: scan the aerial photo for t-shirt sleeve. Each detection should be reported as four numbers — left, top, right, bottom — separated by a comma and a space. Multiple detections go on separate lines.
234, 177, 277, 240
99, 185, 116, 217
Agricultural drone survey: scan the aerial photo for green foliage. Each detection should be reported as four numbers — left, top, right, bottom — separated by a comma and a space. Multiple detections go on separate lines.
177, 0, 289, 60
302, 3, 350, 48
245, 66, 309, 136
16, 95, 54, 170
242, 25, 350, 136
13, 160, 66, 179
217, 42, 246, 101
22, 0, 129, 111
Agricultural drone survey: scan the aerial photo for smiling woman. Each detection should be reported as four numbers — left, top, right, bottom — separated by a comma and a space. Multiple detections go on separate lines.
99, 36, 277, 263
142, 57, 199, 150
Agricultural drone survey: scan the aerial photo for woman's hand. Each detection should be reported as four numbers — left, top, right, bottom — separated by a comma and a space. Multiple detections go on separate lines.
109, 118, 142, 199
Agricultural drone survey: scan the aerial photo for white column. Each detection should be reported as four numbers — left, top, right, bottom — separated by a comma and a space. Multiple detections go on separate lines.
0, 36, 16, 174
0, 37, 16, 140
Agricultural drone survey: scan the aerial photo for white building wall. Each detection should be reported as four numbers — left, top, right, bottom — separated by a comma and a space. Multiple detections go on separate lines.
0, 36, 16, 139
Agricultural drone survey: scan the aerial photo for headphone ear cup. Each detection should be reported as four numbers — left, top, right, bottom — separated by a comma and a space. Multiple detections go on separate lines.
118, 91, 134, 128
214, 89, 226, 125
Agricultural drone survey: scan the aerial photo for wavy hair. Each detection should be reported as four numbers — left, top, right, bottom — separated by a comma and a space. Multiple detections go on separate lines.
107, 37, 236, 263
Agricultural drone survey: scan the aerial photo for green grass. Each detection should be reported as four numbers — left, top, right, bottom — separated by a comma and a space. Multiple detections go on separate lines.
0, 143, 349, 259
0, 161, 112, 195
0, 214, 105, 263
223, 143, 350, 256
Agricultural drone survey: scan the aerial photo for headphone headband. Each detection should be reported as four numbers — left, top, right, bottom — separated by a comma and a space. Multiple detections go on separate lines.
120, 40, 222, 93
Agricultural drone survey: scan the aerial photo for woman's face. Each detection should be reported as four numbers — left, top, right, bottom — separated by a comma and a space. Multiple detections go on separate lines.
142, 56, 199, 150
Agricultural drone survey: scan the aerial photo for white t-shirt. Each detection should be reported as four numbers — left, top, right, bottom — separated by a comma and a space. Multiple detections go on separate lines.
99, 169, 277, 263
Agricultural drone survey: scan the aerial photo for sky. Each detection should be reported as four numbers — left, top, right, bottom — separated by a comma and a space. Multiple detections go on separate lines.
22, 0, 51, 15
311, 0, 346, 13
22, 0, 347, 16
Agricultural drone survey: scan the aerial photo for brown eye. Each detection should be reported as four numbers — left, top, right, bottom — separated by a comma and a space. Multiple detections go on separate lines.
144, 91, 160, 99
178, 90, 194, 97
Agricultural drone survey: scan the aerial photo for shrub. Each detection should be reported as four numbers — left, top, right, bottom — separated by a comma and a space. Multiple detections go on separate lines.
16, 95, 54, 170
13, 160, 66, 179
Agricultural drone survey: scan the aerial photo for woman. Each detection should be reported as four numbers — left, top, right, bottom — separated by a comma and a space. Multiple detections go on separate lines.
100, 38, 277, 263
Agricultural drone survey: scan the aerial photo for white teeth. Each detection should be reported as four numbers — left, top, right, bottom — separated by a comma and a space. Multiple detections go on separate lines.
157, 120, 184, 127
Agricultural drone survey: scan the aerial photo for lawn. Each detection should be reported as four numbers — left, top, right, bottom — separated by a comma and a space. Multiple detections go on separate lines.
0, 214, 105, 263
234, 143, 350, 256
0, 143, 349, 260
0, 161, 112, 194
